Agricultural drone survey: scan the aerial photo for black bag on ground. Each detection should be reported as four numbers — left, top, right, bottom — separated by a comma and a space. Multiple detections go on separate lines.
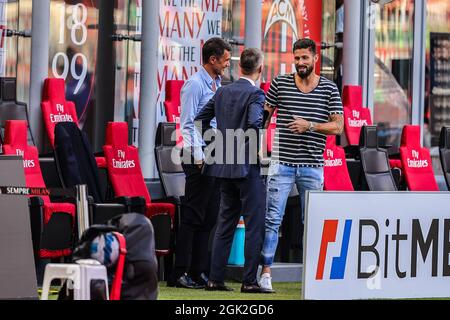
107, 213, 159, 300
59, 213, 158, 300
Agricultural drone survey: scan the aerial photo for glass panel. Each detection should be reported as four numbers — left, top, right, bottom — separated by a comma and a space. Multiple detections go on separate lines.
373, 0, 414, 150
113, 0, 130, 124
321, 0, 337, 83
48, 0, 99, 128
125, 0, 140, 145
425, 0, 450, 147
3, 0, 19, 78
17, 0, 32, 105
221, 0, 244, 83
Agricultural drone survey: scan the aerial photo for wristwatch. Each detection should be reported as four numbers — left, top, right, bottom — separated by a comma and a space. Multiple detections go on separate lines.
308, 121, 316, 132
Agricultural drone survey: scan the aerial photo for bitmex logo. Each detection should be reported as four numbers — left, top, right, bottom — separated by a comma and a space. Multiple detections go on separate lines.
314, 218, 450, 281
316, 220, 352, 280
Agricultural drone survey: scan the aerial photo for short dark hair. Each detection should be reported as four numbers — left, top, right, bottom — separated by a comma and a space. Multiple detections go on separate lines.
202, 37, 232, 64
240, 48, 263, 75
293, 38, 317, 55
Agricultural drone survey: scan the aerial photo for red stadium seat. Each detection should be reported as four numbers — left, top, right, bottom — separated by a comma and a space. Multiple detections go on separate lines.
41, 78, 106, 168
163, 80, 184, 146
3, 120, 75, 258
323, 135, 354, 191
103, 122, 175, 256
343, 85, 363, 108
342, 85, 373, 146
260, 82, 271, 93
343, 105, 372, 146
41, 78, 79, 147
399, 125, 439, 191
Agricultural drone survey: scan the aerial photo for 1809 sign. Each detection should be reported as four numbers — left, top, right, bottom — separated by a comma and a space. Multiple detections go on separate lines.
49, 0, 98, 126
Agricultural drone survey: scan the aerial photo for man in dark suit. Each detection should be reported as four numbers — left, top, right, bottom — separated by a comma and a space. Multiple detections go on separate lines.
194, 48, 273, 293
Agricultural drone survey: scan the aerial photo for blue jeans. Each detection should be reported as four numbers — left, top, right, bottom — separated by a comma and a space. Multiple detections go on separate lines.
261, 163, 324, 267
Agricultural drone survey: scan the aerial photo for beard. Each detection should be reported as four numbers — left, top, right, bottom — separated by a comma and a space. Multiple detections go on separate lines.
296, 65, 314, 79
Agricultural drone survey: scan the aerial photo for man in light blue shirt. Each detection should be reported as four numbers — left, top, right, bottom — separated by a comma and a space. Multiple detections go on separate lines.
180, 66, 220, 164
168, 37, 231, 289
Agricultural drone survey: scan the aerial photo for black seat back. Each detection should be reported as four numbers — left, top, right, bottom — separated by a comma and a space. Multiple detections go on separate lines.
155, 122, 185, 199
359, 125, 397, 191
439, 126, 450, 190
54, 122, 104, 203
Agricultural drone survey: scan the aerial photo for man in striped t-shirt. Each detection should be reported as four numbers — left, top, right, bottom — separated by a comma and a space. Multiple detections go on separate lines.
259, 39, 344, 291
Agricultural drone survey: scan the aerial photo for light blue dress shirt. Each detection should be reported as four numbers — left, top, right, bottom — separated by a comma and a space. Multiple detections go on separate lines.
180, 66, 220, 162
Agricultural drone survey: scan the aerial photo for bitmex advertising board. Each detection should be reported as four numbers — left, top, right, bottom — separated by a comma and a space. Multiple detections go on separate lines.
303, 192, 450, 300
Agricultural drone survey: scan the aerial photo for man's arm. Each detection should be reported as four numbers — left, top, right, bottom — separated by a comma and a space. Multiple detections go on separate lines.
287, 113, 344, 135
263, 103, 276, 129
195, 95, 216, 135
247, 91, 266, 130
180, 81, 204, 164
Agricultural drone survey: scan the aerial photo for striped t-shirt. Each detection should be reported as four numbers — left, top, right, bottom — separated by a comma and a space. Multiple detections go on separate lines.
266, 74, 343, 167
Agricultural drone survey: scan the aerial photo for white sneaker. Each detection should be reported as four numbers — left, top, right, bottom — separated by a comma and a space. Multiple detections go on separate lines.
259, 273, 273, 291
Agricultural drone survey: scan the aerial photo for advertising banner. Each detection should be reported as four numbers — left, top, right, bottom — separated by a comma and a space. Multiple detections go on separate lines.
49, 0, 99, 128
131, 0, 224, 146
303, 191, 450, 300
157, 0, 223, 122
262, 0, 322, 82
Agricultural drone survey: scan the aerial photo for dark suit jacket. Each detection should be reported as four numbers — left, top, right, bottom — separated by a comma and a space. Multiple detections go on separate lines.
54, 122, 104, 203
195, 78, 265, 179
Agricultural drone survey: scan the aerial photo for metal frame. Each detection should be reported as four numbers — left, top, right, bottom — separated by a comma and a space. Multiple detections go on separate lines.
361, 0, 427, 140
411, 0, 427, 144
362, 0, 376, 117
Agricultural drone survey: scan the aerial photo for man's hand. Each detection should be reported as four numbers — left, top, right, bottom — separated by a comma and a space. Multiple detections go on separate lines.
195, 160, 204, 170
288, 116, 310, 134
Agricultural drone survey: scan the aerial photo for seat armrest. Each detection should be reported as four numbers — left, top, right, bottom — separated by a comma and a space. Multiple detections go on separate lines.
152, 196, 181, 206
89, 202, 127, 225
49, 196, 76, 205
29, 196, 45, 207
103, 196, 131, 206
129, 196, 147, 214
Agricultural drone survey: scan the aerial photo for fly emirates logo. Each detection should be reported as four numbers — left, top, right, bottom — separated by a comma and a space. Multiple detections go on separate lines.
324, 149, 343, 167
407, 150, 428, 168
50, 104, 74, 123
347, 110, 368, 128
16, 149, 35, 168
113, 149, 135, 169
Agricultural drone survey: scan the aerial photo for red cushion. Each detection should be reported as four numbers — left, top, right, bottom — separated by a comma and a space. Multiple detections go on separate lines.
260, 82, 271, 93
399, 125, 438, 191
401, 125, 421, 149
95, 157, 107, 168
105, 122, 128, 148
41, 78, 79, 147
43, 202, 76, 224
165, 80, 184, 104
389, 159, 403, 170
343, 85, 363, 108
146, 203, 175, 221
343, 105, 372, 145
323, 136, 354, 191
164, 80, 184, 147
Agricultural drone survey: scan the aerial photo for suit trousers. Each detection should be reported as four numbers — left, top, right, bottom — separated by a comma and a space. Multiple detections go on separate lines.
209, 165, 266, 285
173, 163, 220, 277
